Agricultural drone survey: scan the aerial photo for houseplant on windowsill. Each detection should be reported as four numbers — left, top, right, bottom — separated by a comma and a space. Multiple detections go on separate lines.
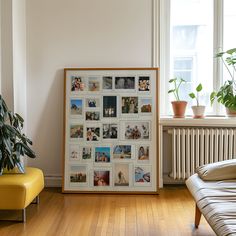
168, 77, 187, 118
210, 48, 236, 117
0, 95, 36, 175
189, 83, 205, 118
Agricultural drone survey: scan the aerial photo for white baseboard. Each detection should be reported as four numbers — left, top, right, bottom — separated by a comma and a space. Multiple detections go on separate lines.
44, 175, 62, 187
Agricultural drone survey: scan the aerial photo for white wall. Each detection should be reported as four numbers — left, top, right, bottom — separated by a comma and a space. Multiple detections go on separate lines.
26, 0, 154, 185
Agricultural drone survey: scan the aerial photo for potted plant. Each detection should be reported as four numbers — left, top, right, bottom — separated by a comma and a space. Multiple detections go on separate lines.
0, 95, 36, 174
189, 83, 205, 118
210, 48, 236, 117
168, 77, 187, 118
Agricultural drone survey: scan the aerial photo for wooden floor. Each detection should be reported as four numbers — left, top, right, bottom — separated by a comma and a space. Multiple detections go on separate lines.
0, 186, 215, 236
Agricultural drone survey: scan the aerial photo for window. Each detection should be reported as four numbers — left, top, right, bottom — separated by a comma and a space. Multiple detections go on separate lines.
160, 0, 236, 116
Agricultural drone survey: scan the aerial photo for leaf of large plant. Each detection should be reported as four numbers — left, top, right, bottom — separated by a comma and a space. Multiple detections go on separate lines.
226, 48, 236, 55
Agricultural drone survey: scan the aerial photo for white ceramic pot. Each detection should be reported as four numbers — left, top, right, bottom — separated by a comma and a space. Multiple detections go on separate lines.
191, 105, 205, 118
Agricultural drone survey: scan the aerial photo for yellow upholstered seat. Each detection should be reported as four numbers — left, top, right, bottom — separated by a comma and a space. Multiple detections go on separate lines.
0, 167, 44, 211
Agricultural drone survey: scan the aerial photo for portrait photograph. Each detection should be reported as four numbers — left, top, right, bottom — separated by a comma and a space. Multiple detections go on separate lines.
85, 97, 100, 108
114, 163, 129, 186
115, 77, 135, 90
138, 76, 150, 91
124, 122, 150, 140
113, 145, 132, 159
70, 99, 83, 116
71, 76, 86, 92
103, 123, 118, 139
121, 96, 138, 114
85, 111, 100, 121
103, 76, 113, 90
95, 147, 111, 163
70, 165, 87, 183
94, 170, 110, 186
134, 166, 151, 184
137, 145, 149, 161
69, 145, 80, 159
70, 124, 83, 139
103, 96, 117, 118
140, 98, 152, 113
82, 147, 92, 160
88, 77, 100, 92
86, 127, 100, 141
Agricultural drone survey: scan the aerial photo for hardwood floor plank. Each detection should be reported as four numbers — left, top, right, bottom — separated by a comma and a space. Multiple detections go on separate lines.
0, 187, 216, 236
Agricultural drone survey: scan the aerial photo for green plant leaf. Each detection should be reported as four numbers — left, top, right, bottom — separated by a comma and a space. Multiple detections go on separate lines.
169, 78, 176, 83
15, 113, 24, 123
189, 93, 196, 99
226, 48, 236, 55
196, 83, 203, 92
210, 91, 216, 105
168, 89, 175, 93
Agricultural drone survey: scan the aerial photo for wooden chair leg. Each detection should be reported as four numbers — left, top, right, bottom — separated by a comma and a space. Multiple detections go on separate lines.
195, 204, 202, 228
22, 208, 26, 223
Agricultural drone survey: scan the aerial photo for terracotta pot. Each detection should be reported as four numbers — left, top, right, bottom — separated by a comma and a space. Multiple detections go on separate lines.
171, 101, 187, 118
191, 105, 205, 119
226, 107, 236, 117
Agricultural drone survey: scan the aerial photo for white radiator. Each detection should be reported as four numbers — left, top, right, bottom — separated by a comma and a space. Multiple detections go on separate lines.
169, 128, 236, 179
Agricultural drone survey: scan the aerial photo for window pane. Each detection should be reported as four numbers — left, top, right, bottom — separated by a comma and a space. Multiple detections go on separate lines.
169, 0, 214, 115
223, 0, 236, 82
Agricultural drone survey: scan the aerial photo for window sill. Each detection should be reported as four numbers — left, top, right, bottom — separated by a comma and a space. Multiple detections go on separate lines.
160, 116, 236, 127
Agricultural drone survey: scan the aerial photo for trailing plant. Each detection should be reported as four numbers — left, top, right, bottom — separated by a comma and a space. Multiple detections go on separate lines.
210, 48, 236, 110
189, 83, 203, 106
0, 95, 36, 174
168, 77, 186, 101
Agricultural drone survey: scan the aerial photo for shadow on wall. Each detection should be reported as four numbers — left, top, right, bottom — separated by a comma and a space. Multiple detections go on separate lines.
28, 69, 64, 177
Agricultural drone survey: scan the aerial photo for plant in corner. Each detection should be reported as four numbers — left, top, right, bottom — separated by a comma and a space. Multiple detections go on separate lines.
168, 77, 187, 118
189, 83, 205, 118
0, 95, 36, 175
210, 48, 236, 117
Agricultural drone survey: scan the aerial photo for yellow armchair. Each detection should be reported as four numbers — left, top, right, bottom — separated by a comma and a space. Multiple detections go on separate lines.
0, 167, 44, 222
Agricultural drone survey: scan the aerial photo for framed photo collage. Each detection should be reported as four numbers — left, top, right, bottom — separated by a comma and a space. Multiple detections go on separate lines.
63, 68, 159, 193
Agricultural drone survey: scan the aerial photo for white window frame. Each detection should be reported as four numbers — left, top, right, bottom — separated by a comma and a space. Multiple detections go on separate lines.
159, 0, 224, 116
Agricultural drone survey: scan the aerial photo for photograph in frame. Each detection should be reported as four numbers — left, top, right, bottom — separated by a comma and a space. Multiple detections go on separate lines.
81, 146, 92, 161
114, 163, 129, 186
103, 96, 117, 118
134, 165, 151, 185
70, 124, 84, 140
115, 77, 135, 90
137, 145, 150, 161
102, 76, 113, 90
85, 97, 100, 108
113, 145, 132, 160
69, 145, 80, 160
85, 111, 100, 121
93, 170, 110, 186
71, 76, 86, 92
70, 98, 83, 116
86, 126, 100, 141
102, 123, 118, 140
88, 77, 100, 92
69, 165, 87, 185
95, 146, 111, 163
121, 96, 138, 114
123, 122, 150, 140
138, 76, 150, 92
140, 98, 152, 114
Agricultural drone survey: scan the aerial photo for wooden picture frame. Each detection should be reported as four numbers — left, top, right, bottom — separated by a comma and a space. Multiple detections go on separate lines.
63, 68, 159, 194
